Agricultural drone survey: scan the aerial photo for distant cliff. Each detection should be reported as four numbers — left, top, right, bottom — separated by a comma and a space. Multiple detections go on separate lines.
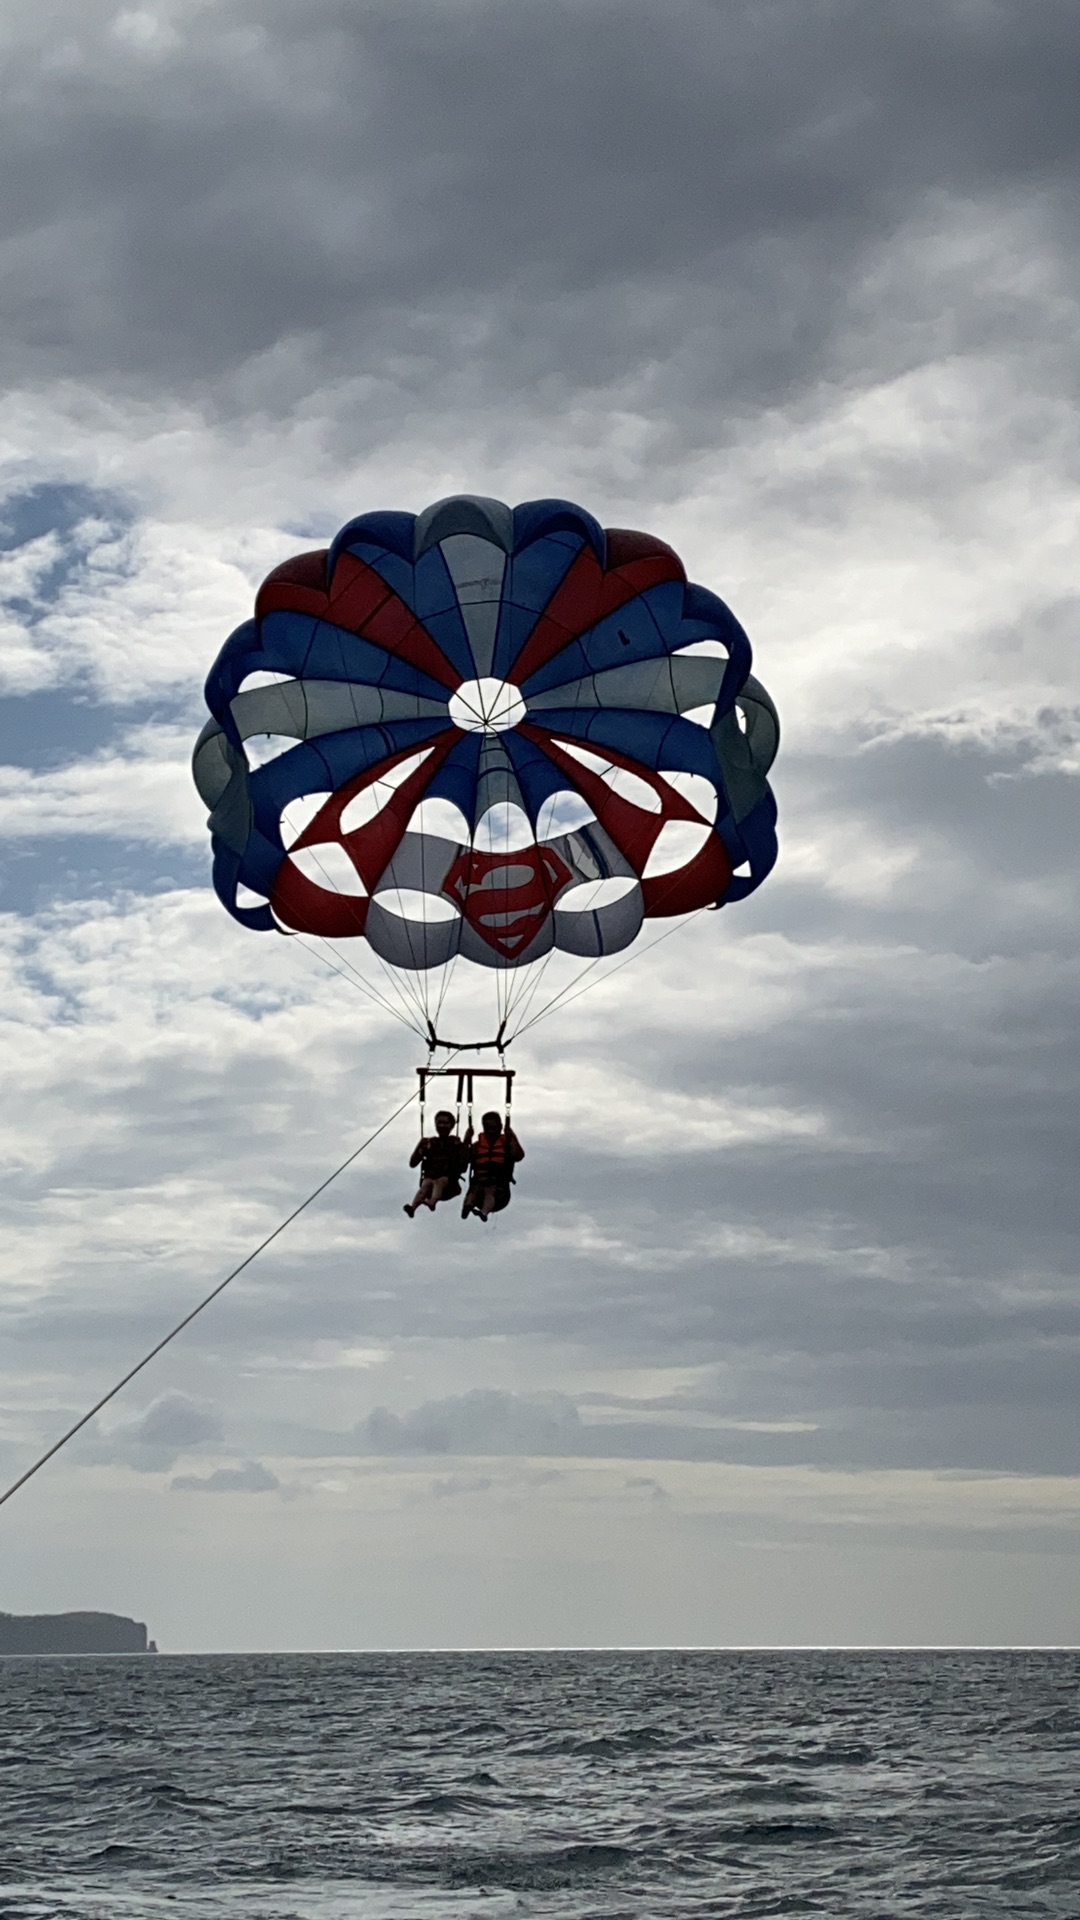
0, 1611, 157, 1655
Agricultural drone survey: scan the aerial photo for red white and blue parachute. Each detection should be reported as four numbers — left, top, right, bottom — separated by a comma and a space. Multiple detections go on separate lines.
193, 495, 778, 984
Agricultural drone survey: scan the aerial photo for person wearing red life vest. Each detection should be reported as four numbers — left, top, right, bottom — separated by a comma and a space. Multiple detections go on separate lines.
461, 1110, 524, 1223
403, 1110, 469, 1217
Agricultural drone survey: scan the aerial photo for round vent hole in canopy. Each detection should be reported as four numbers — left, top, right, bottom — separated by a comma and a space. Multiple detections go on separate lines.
449, 678, 525, 734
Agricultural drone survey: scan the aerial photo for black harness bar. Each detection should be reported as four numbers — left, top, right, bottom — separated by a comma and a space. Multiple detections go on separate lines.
424, 1018, 508, 1053
417, 1065, 514, 1134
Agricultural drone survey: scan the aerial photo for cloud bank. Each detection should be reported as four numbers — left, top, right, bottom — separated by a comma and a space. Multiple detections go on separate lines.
0, 0, 1078, 1648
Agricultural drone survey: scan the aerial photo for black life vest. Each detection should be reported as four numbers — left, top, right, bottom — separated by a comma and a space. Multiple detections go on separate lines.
422, 1135, 463, 1181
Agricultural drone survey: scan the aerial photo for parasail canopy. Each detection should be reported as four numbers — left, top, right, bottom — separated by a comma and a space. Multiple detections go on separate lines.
193, 494, 778, 1027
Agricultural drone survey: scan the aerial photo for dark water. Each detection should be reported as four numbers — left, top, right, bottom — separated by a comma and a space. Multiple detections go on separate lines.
1, 1650, 1079, 1918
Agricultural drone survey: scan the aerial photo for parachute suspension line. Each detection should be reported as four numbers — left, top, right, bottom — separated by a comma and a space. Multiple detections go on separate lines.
502, 943, 558, 1038
309, 936, 426, 1039
294, 935, 415, 1032
283, 843, 424, 1030
430, 951, 460, 1043
415, 799, 447, 1041
507, 850, 719, 1043
383, 800, 429, 1025
507, 945, 612, 1040
501, 832, 564, 1033
292, 935, 425, 1037
508, 908, 709, 1042
369, 942, 430, 1037
326, 943, 428, 1037
0, 1087, 422, 1515
491, 793, 508, 1040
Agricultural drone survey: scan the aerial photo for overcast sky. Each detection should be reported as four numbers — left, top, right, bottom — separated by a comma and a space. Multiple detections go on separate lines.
1, 0, 1079, 1651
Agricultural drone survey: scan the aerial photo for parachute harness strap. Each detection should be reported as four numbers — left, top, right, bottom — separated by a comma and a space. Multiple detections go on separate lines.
0, 1085, 424, 1515
418, 1056, 512, 1138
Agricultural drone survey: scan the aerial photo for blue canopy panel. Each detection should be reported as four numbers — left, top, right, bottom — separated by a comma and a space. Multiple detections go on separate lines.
490, 532, 589, 681
204, 618, 263, 733
247, 718, 456, 855
341, 540, 477, 684
527, 707, 726, 786
325, 510, 416, 574
206, 613, 451, 744
679, 585, 753, 703
516, 583, 683, 697
416, 732, 485, 819
275, 617, 450, 699
717, 789, 779, 901
211, 840, 275, 930
516, 582, 751, 708
510, 499, 605, 561
501, 728, 579, 826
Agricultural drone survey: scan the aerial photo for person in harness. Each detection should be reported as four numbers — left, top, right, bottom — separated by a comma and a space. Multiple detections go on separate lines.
403, 1110, 469, 1217
461, 1110, 524, 1223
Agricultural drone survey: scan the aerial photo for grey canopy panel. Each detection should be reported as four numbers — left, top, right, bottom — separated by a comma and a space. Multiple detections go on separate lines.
229, 678, 447, 742
711, 673, 781, 826
438, 535, 506, 680
192, 719, 252, 857
473, 736, 528, 825
553, 878, 644, 959
413, 494, 515, 559
523, 651, 729, 720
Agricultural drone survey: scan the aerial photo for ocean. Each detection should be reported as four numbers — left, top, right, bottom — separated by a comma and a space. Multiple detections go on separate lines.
1, 1649, 1077, 1917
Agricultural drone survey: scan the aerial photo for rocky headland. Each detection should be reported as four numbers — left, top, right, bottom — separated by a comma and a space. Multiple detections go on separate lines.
0, 1611, 157, 1655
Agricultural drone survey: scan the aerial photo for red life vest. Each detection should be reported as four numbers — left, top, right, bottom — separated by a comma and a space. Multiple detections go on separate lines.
472, 1131, 513, 1180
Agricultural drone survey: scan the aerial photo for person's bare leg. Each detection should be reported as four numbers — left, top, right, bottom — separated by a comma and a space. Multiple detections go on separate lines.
476, 1183, 499, 1221
425, 1176, 449, 1211
404, 1177, 435, 1218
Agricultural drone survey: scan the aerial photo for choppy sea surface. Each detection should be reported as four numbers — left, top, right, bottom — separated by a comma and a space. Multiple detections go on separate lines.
1, 1650, 1078, 1918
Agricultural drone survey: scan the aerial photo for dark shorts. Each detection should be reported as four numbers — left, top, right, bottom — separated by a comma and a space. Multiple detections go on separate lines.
469, 1178, 511, 1211
423, 1170, 462, 1197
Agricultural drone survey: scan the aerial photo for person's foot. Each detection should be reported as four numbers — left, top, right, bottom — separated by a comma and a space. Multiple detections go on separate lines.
424, 1198, 436, 1211
403, 1203, 415, 1218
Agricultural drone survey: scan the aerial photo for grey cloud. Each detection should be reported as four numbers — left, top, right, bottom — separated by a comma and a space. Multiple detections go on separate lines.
326, 1391, 799, 1466
93, 1392, 224, 1472
682, 1505, 1080, 1560
1, 0, 1077, 430
14, 716, 1077, 1483
625, 1475, 670, 1503
171, 1459, 280, 1493
359, 1389, 584, 1456
2, 0, 1079, 1650
429, 1473, 492, 1500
